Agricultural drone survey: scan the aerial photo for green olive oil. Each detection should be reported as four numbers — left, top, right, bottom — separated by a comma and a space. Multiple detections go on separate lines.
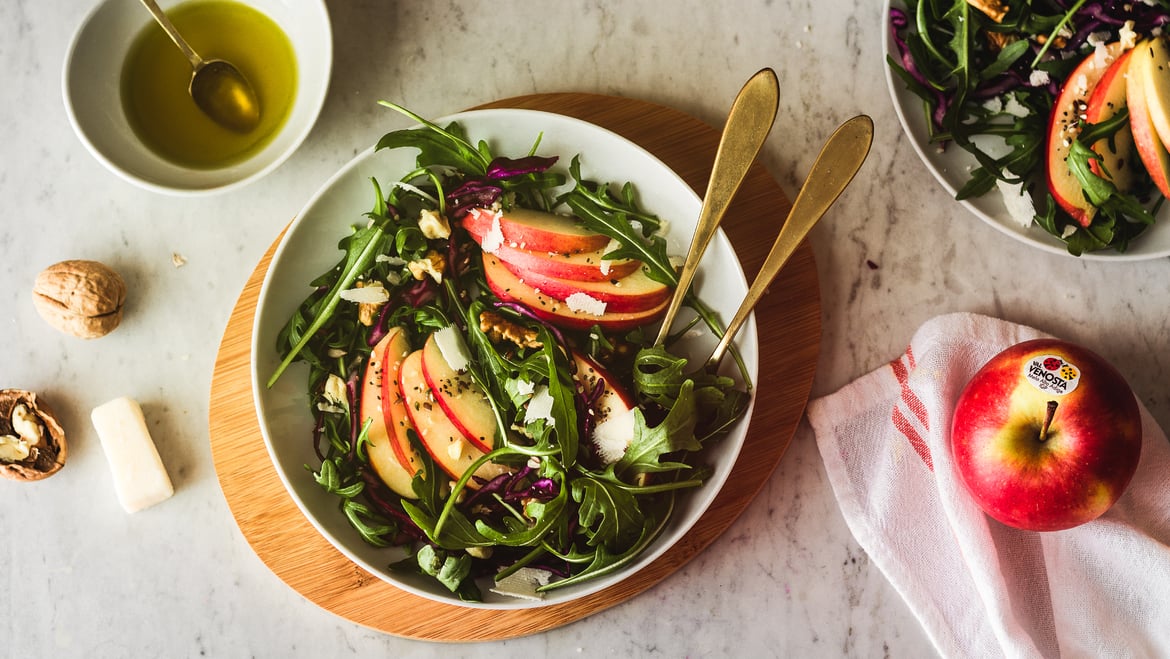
121, 0, 297, 169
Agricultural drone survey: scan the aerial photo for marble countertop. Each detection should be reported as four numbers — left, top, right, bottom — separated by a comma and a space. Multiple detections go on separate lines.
5, 0, 1169, 656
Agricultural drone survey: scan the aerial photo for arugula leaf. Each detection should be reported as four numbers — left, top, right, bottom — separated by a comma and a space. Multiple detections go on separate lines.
376, 101, 490, 174
402, 498, 494, 549
269, 179, 395, 387
559, 157, 674, 286
396, 545, 480, 598
616, 382, 701, 480
309, 456, 398, 547
540, 495, 673, 592
475, 475, 569, 546
571, 473, 644, 548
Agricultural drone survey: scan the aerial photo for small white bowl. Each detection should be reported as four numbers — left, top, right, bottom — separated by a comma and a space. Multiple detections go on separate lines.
63, 0, 332, 196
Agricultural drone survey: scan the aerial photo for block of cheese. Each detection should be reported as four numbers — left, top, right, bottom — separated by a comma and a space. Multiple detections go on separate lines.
90, 397, 174, 513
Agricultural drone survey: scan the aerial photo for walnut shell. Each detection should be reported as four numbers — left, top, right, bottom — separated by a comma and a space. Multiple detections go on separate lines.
31, 260, 126, 339
0, 390, 67, 481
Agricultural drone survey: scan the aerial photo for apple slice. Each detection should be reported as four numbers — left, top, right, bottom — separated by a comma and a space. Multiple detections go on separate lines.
1084, 49, 1138, 192
572, 351, 634, 422
361, 327, 419, 498
462, 206, 611, 254
483, 254, 669, 331
1128, 39, 1170, 198
1136, 37, 1170, 153
496, 255, 671, 313
420, 331, 498, 453
398, 349, 511, 487
572, 352, 637, 464
1046, 41, 1127, 227
377, 327, 429, 479
465, 214, 640, 282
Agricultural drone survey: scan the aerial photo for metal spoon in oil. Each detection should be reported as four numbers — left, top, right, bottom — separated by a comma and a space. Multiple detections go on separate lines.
138, 0, 261, 133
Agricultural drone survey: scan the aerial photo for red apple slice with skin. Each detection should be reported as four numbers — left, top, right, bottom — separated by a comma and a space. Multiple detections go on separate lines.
360, 326, 419, 498
1046, 41, 1127, 227
483, 254, 669, 331
496, 256, 671, 313
572, 351, 637, 464
572, 351, 634, 423
462, 206, 611, 254
465, 214, 640, 282
398, 349, 511, 487
1136, 37, 1170, 153
377, 327, 428, 479
420, 330, 498, 453
1129, 38, 1170, 197
1084, 49, 1138, 192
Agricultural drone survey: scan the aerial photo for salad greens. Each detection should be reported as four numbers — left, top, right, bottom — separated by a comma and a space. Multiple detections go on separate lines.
887, 0, 1170, 255
269, 103, 751, 600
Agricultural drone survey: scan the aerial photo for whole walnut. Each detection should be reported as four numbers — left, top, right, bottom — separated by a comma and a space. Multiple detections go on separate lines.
0, 390, 67, 481
31, 260, 126, 339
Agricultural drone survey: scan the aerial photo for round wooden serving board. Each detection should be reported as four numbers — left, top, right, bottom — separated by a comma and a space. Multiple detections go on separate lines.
209, 93, 822, 641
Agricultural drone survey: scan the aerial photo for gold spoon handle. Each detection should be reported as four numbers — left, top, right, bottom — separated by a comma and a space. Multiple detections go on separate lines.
706, 114, 875, 370
653, 68, 779, 346
139, 0, 204, 68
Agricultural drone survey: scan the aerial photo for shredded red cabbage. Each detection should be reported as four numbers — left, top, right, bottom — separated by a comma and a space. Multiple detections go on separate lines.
346, 370, 362, 460
889, 7, 950, 130
485, 155, 559, 179
446, 180, 503, 218
403, 279, 436, 307
359, 470, 426, 541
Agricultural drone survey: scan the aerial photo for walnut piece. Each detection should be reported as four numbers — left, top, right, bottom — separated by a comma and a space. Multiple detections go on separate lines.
408, 250, 446, 283
967, 0, 1008, 22
31, 260, 126, 339
479, 310, 542, 349
0, 390, 67, 481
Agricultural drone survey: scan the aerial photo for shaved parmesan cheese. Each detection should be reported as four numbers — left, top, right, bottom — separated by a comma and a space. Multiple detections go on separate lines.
391, 181, 439, 204
599, 238, 621, 276
339, 282, 390, 304
566, 292, 607, 316
1002, 95, 1030, 118
524, 385, 555, 425
480, 210, 505, 254
323, 374, 348, 410
592, 407, 636, 464
376, 254, 407, 266
433, 325, 471, 373
996, 177, 1035, 228
490, 567, 552, 601
514, 378, 535, 396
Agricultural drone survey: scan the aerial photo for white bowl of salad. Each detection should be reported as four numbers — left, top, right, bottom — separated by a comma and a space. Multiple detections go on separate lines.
884, 0, 1170, 259
251, 105, 758, 607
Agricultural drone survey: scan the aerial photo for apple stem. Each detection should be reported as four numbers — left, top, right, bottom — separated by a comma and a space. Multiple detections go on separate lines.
1039, 400, 1058, 442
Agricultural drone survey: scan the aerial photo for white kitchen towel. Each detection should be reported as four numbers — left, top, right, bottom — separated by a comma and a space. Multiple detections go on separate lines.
807, 312, 1170, 659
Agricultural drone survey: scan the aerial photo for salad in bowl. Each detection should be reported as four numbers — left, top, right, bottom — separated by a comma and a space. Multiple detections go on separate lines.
254, 104, 756, 606
887, 0, 1170, 257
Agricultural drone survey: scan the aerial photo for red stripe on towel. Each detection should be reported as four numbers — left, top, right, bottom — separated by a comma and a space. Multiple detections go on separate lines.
891, 350, 933, 470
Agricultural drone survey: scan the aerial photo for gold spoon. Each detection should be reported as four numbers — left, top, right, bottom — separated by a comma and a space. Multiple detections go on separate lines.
653, 68, 780, 346
706, 114, 874, 370
138, 0, 260, 133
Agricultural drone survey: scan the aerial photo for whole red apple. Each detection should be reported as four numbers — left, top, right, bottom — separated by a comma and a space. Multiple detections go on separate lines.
951, 338, 1142, 532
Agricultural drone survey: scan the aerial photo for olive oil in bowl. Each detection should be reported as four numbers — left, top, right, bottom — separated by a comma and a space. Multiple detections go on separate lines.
122, 0, 297, 169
